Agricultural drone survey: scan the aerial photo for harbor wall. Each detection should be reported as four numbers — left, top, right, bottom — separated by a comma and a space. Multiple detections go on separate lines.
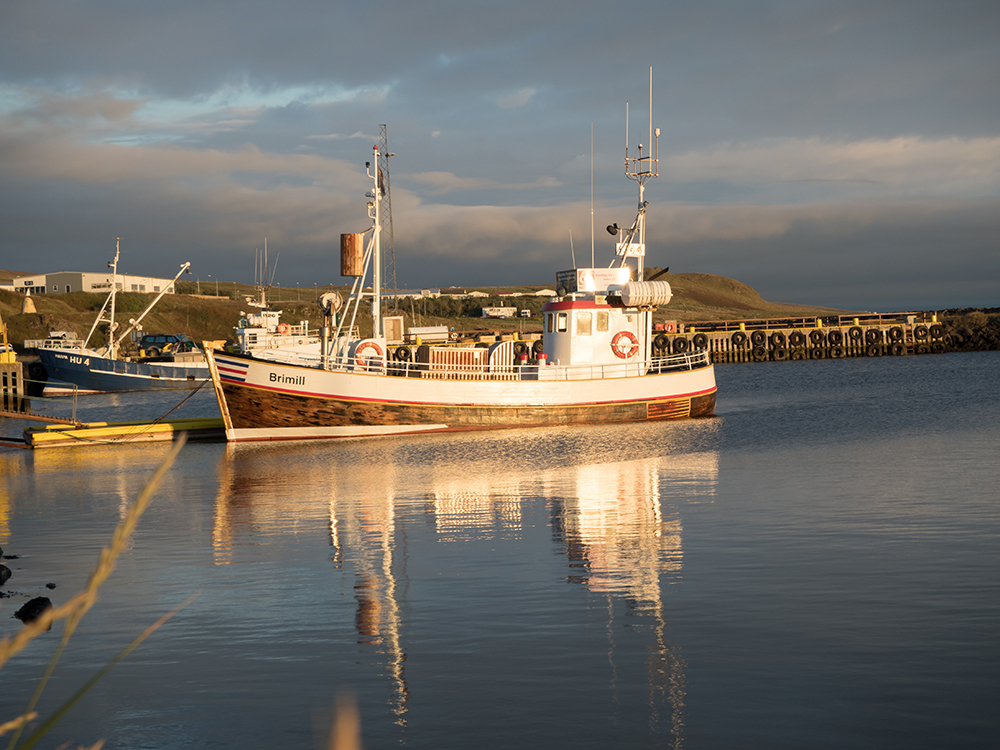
653, 314, 946, 363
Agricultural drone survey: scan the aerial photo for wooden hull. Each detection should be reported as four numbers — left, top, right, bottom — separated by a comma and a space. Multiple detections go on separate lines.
209, 351, 717, 442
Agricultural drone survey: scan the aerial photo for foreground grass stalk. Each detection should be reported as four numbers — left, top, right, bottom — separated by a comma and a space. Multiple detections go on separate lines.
1, 435, 188, 750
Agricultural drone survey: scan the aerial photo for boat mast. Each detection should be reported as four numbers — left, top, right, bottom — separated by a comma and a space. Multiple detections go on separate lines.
109, 238, 119, 358
367, 146, 383, 338
83, 239, 121, 356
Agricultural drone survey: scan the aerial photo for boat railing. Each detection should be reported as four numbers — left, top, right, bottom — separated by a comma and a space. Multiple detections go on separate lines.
249, 348, 711, 380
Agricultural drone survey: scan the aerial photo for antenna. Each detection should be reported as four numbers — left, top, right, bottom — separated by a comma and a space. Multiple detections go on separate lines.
570, 230, 576, 267
590, 122, 595, 267
616, 67, 659, 277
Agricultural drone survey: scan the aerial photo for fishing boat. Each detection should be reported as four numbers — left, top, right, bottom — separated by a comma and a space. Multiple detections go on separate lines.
206, 109, 717, 441
231, 246, 322, 359
35, 243, 210, 394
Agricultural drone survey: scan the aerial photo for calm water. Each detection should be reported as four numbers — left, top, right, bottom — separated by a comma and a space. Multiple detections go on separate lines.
1, 353, 998, 749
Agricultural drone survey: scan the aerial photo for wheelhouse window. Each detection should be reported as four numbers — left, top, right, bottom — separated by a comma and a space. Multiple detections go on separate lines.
597, 311, 609, 332
556, 312, 568, 332
546, 313, 554, 333
576, 312, 592, 336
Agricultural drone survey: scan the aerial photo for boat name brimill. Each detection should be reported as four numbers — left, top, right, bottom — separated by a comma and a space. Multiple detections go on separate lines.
269, 373, 306, 385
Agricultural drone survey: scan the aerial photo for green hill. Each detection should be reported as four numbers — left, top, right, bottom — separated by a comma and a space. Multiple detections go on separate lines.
0, 272, 853, 352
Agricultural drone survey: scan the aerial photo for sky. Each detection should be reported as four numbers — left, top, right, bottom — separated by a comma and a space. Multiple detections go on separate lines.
1, 0, 998, 311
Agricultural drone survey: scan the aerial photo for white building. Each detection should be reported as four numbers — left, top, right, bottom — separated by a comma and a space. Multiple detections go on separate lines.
11, 271, 177, 295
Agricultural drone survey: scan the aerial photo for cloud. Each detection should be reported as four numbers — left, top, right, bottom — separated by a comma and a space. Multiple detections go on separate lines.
665, 136, 1000, 199
404, 171, 560, 195
495, 88, 537, 109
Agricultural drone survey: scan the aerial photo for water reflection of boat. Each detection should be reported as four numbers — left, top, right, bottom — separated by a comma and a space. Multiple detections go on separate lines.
207, 107, 716, 442
211, 430, 719, 740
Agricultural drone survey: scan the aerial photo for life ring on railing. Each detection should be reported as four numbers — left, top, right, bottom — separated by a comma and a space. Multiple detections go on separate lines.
277, 323, 290, 334
611, 331, 640, 359
355, 341, 384, 371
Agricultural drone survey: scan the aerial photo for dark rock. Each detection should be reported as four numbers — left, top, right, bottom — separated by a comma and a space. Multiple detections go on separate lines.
0, 565, 10, 586
46, 583, 57, 589
14, 596, 52, 624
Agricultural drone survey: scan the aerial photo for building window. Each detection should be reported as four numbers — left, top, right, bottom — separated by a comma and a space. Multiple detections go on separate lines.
153, 286, 160, 292
66, 285, 71, 293
131, 284, 138, 291
51, 285, 57, 292
139, 285, 146, 292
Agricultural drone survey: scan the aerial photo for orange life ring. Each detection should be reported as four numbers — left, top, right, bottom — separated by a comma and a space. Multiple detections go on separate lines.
611, 331, 639, 359
276, 323, 290, 334
355, 341, 384, 371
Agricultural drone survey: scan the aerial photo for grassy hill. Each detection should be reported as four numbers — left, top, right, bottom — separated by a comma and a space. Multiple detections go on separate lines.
1, 271, 855, 352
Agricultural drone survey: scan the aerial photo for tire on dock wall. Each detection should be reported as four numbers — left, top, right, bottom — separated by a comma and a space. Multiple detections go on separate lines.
692, 333, 709, 350
731, 331, 748, 348
750, 330, 767, 347
673, 337, 689, 354
752, 345, 768, 361
809, 330, 826, 346
828, 330, 844, 346
771, 347, 789, 361
789, 331, 806, 347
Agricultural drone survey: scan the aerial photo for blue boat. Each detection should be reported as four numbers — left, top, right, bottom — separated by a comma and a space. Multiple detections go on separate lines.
36, 347, 208, 394
34, 241, 210, 394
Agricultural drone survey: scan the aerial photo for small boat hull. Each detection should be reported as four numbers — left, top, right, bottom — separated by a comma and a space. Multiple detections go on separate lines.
37, 349, 210, 394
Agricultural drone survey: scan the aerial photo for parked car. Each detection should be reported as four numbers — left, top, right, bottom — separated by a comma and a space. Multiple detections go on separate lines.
138, 333, 197, 357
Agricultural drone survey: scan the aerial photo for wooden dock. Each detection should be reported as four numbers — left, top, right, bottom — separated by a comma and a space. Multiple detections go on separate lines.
21, 417, 225, 449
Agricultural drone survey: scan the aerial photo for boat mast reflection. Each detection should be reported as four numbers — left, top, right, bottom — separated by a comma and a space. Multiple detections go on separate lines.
551, 452, 718, 744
